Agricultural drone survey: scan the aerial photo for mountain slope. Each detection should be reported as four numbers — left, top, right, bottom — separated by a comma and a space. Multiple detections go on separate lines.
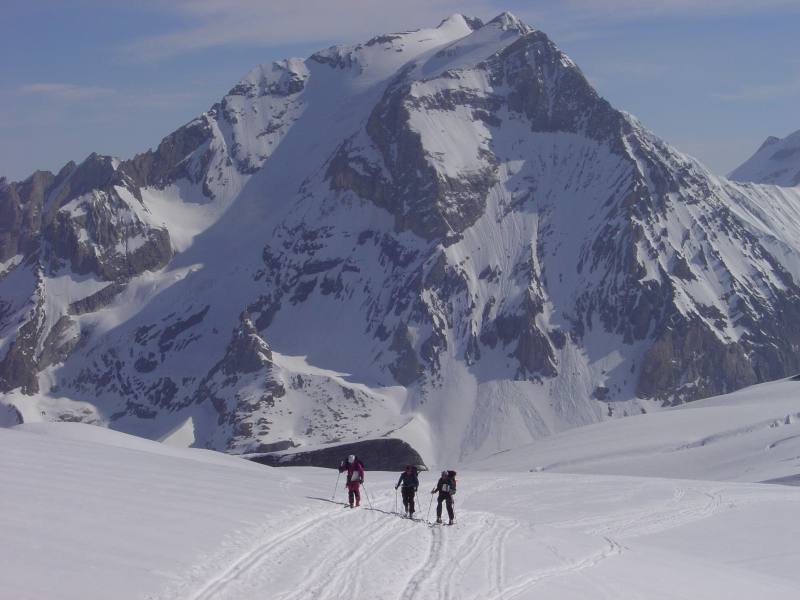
2, 13, 800, 463
730, 129, 800, 186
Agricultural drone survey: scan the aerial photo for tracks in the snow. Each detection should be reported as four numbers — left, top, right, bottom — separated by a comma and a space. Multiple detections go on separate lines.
398, 513, 522, 600
191, 507, 344, 600
169, 480, 737, 600
493, 537, 623, 600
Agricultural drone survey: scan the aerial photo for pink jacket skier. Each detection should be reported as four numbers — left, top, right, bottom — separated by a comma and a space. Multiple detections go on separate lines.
338, 455, 365, 507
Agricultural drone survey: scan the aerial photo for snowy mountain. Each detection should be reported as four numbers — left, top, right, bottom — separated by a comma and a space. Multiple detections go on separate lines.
730, 129, 800, 186
3, 379, 800, 599
3, 12, 800, 464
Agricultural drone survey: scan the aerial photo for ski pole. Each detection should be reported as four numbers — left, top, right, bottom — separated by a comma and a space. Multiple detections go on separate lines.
426, 492, 434, 523
332, 471, 341, 501
395, 488, 398, 515
362, 482, 374, 509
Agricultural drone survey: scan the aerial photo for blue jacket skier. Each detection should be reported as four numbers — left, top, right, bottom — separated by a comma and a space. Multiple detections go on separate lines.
395, 465, 419, 517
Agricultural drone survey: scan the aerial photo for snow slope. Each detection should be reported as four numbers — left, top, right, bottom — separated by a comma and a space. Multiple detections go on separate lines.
3, 393, 800, 599
471, 377, 800, 483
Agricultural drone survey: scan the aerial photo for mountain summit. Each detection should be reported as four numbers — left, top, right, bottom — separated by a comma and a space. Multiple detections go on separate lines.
2, 14, 800, 463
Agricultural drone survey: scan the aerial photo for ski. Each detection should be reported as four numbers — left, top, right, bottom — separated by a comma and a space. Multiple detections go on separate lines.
429, 521, 456, 527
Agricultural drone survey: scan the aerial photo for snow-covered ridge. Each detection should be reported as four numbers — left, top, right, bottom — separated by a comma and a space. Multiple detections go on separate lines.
730, 128, 800, 186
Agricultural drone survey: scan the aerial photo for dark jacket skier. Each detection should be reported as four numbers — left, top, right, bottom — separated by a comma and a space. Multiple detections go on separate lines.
395, 465, 419, 517
431, 470, 456, 524
338, 455, 365, 508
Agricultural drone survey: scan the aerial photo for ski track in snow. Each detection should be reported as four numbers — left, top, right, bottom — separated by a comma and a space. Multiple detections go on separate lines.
496, 537, 623, 600
544, 486, 725, 539
190, 507, 345, 600
145, 473, 800, 600
173, 478, 632, 600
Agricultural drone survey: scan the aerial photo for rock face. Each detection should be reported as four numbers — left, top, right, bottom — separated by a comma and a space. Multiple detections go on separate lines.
3, 13, 800, 463
730, 129, 800, 187
248, 438, 426, 471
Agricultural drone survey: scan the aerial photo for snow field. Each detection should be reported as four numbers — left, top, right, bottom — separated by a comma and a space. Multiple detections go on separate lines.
2, 421, 800, 599
472, 378, 800, 484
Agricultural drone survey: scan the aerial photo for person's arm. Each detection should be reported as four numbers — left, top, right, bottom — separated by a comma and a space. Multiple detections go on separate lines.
358, 463, 365, 482
395, 473, 403, 489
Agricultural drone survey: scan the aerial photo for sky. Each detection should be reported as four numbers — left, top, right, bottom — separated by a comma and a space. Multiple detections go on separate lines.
1, 0, 798, 182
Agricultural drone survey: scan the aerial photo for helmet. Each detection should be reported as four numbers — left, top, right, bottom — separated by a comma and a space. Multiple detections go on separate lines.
348, 455, 355, 464
441, 470, 448, 476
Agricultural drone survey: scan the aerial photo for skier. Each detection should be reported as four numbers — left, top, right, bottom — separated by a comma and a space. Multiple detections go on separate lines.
338, 454, 365, 508
395, 465, 419, 518
431, 469, 456, 524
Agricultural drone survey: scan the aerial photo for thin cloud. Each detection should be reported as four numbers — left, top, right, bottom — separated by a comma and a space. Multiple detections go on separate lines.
122, 0, 494, 61
544, 0, 800, 20
119, 0, 800, 61
17, 83, 116, 100
713, 79, 800, 102
13, 83, 202, 109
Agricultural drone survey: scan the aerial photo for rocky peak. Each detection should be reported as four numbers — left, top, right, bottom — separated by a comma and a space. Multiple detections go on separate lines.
122, 116, 214, 190
437, 13, 484, 32
220, 312, 273, 376
228, 59, 309, 99
486, 11, 533, 34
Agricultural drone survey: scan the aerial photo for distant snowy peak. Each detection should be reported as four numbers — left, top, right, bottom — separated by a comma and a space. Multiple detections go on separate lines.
438, 13, 484, 31
487, 11, 534, 34
730, 128, 800, 186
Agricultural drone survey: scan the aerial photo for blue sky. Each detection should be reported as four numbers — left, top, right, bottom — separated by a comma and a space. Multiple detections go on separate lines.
1, 0, 798, 181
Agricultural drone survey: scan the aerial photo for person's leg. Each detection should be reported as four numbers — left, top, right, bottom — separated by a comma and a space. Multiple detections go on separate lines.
409, 490, 415, 515
348, 486, 354, 507
436, 494, 443, 521
446, 495, 454, 522
401, 488, 411, 513
354, 484, 361, 506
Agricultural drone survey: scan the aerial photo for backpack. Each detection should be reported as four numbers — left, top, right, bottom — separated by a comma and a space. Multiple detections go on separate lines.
447, 470, 457, 492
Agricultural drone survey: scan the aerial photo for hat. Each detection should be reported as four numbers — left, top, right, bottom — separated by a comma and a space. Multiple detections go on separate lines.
348, 455, 355, 463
